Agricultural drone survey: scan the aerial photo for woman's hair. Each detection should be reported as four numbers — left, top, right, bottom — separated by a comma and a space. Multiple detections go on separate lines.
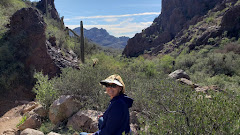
119, 86, 124, 94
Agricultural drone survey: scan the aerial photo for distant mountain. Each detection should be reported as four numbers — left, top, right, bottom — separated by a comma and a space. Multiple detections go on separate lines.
72, 27, 129, 49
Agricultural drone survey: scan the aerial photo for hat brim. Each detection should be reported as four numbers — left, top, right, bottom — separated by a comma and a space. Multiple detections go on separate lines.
100, 79, 123, 87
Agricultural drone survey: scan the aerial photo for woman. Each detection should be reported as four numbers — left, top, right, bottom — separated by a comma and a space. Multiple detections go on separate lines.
80, 74, 133, 135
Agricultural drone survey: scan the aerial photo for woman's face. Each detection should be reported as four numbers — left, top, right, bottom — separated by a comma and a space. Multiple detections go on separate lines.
105, 83, 122, 99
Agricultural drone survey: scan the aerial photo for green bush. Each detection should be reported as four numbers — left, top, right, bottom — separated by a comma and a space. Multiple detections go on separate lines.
142, 86, 240, 134
38, 119, 55, 134
0, 40, 29, 92
16, 115, 27, 127
33, 72, 59, 109
158, 55, 175, 73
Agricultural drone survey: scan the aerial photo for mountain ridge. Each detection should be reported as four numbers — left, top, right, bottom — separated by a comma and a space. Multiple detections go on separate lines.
122, 0, 225, 57
72, 27, 129, 49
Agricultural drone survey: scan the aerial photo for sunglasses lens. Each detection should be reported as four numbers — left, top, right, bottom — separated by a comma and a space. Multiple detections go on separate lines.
106, 84, 117, 88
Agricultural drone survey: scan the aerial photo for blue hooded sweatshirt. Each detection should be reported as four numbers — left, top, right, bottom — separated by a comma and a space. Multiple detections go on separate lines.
94, 94, 133, 135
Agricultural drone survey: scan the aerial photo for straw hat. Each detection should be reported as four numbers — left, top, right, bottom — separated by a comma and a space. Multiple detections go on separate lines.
100, 74, 125, 93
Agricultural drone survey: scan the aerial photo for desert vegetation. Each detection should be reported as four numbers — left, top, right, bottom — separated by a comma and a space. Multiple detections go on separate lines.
0, 0, 239, 134
34, 46, 240, 134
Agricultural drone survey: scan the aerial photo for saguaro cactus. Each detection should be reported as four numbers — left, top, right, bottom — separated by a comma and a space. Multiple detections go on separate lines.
61, 16, 65, 29
45, 0, 48, 17
80, 21, 85, 63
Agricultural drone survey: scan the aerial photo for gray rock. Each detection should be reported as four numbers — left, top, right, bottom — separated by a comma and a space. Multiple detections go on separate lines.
33, 105, 48, 118
18, 114, 41, 131
49, 95, 81, 125
47, 132, 61, 135
20, 128, 44, 135
168, 69, 190, 80
67, 110, 102, 132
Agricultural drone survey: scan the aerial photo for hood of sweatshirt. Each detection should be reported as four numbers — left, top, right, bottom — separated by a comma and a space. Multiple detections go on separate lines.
111, 93, 134, 108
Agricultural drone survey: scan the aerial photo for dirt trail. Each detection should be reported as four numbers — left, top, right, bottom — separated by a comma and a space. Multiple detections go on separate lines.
0, 101, 27, 135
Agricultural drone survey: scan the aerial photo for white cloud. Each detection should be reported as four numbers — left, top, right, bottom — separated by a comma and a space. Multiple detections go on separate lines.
65, 12, 160, 37
104, 18, 118, 22
66, 12, 160, 20
66, 19, 153, 38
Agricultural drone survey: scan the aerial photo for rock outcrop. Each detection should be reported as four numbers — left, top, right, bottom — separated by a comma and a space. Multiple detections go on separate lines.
8, 7, 79, 98
123, 0, 223, 57
36, 0, 60, 21
220, 4, 240, 37
10, 8, 61, 79
152, 0, 240, 55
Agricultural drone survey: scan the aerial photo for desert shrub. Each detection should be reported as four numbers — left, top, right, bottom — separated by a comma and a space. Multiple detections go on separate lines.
205, 16, 214, 24
16, 115, 27, 127
0, 0, 27, 37
0, 40, 30, 92
216, 42, 240, 54
44, 16, 66, 48
127, 56, 158, 77
220, 37, 231, 47
158, 54, 175, 73
175, 52, 197, 70
33, 72, 59, 109
142, 85, 240, 134
91, 52, 126, 71
38, 120, 55, 134
207, 74, 240, 92
52, 65, 115, 111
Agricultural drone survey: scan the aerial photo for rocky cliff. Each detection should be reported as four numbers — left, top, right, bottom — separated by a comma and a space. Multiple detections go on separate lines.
2, 7, 79, 99
123, 0, 224, 57
150, 0, 240, 55
36, 0, 60, 21
73, 27, 129, 49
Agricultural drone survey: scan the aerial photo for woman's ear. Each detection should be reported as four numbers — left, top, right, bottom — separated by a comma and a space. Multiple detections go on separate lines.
119, 86, 123, 93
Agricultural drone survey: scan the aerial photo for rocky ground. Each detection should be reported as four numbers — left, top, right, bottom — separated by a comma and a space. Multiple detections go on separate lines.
0, 100, 26, 135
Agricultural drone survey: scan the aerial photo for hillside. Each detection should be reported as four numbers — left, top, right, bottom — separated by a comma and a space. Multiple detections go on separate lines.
123, 0, 240, 57
72, 27, 129, 49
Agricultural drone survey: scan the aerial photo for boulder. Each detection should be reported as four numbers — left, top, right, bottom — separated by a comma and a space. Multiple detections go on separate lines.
177, 78, 199, 88
20, 128, 44, 135
22, 102, 38, 114
47, 132, 61, 135
168, 69, 190, 80
33, 105, 48, 118
67, 110, 103, 132
18, 114, 41, 131
49, 95, 81, 125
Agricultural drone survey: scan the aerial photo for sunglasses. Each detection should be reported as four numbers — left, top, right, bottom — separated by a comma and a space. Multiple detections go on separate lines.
105, 83, 117, 88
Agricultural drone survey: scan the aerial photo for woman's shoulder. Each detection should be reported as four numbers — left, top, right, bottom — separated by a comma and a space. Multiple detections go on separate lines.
112, 95, 133, 108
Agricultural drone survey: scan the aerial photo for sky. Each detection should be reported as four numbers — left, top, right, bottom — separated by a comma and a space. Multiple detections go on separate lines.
30, 0, 161, 38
